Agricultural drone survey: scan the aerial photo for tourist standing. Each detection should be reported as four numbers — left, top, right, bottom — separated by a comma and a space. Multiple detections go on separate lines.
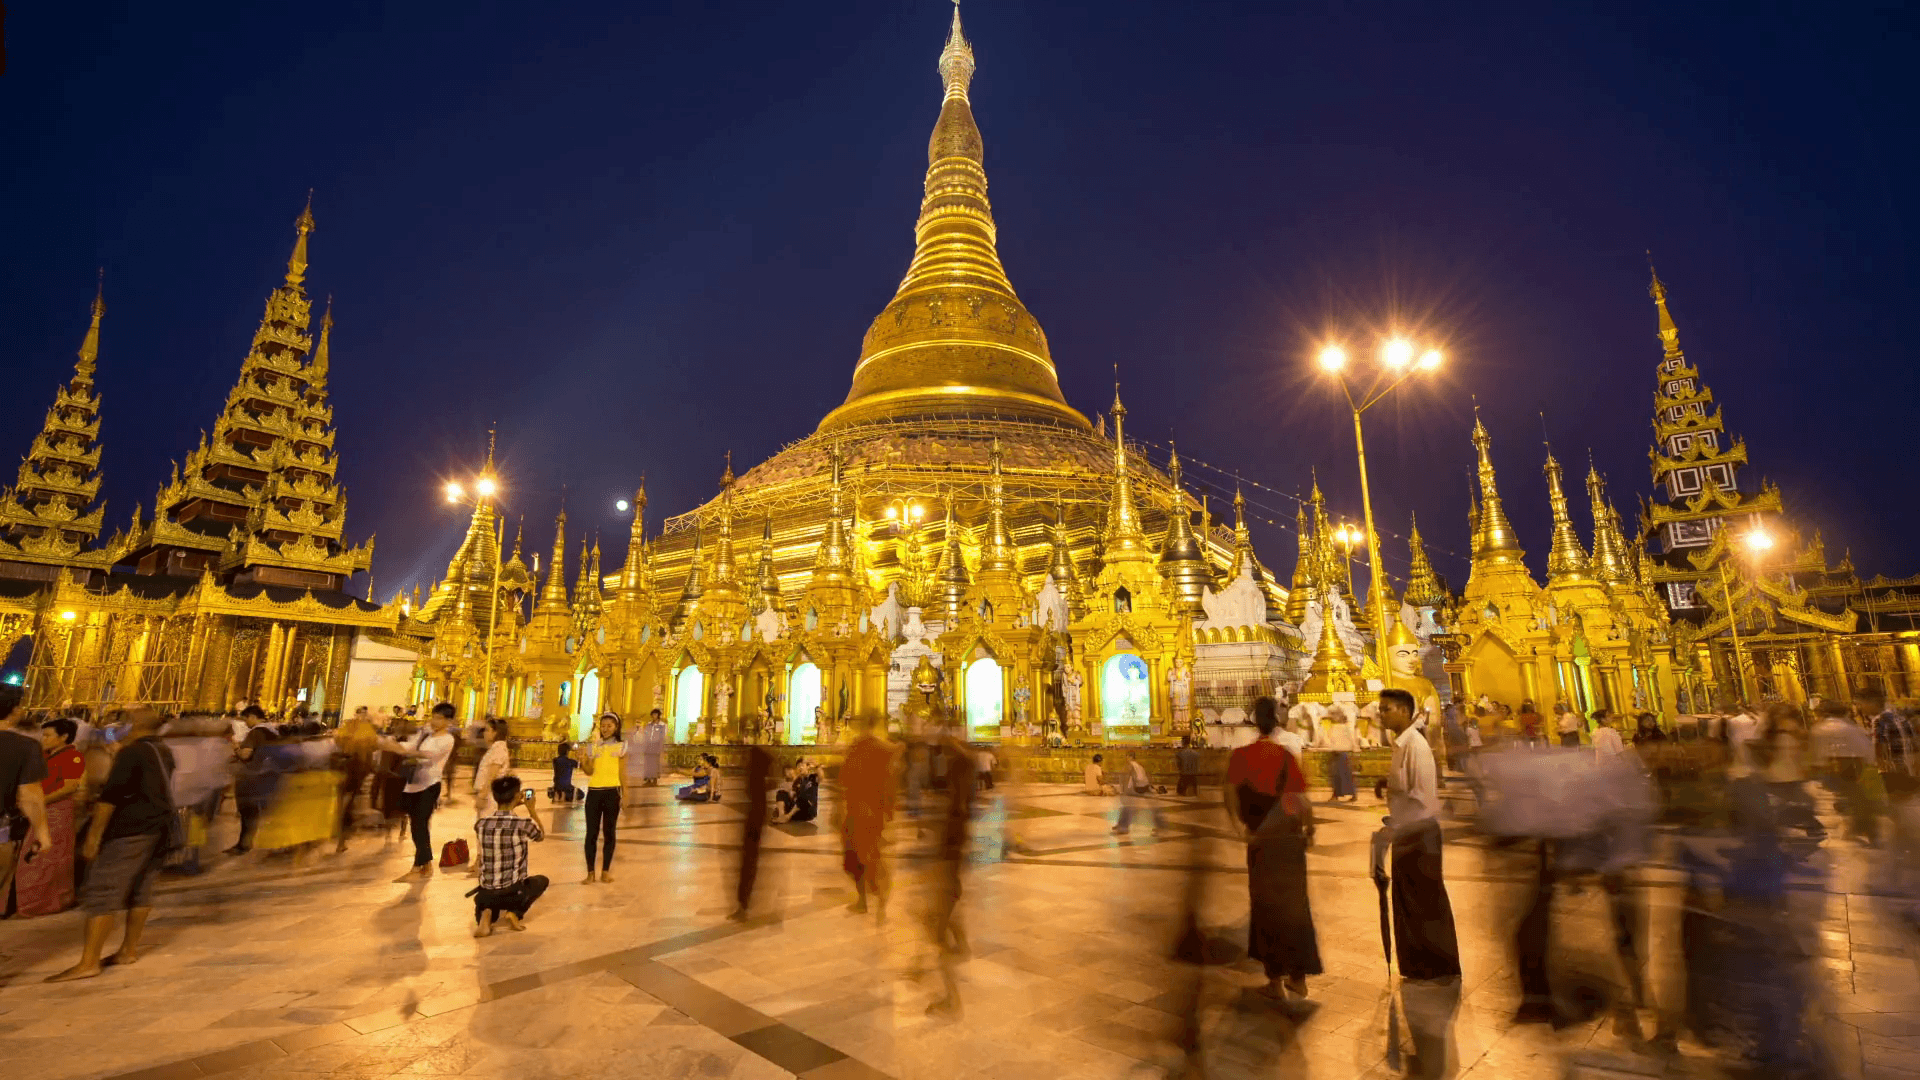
839, 713, 893, 914
13, 718, 80, 915
1175, 736, 1202, 796
469, 719, 512, 874
1550, 702, 1579, 746
579, 713, 625, 883
639, 709, 667, 787
472, 775, 548, 937
973, 745, 996, 791
1224, 695, 1320, 998
392, 704, 455, 884
46, 708, 172, 982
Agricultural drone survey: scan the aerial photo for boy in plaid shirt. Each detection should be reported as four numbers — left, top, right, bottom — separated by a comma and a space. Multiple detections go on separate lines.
472, 775, 548, 937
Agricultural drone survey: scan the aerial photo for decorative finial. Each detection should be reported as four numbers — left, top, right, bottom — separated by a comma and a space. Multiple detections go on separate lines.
286, 194, 316, 286
721, 450, 735, 488
76, 272, 106, 377
938, 0, 975, 103
1647, 252, 1682, 357
484, 426, 497, 473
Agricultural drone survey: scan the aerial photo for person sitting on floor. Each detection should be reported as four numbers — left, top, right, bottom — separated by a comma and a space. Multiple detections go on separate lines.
1084, 754, 1117, 796
789, 761, 820, 822
676, 754, 719, 802
771, 764, 800, 821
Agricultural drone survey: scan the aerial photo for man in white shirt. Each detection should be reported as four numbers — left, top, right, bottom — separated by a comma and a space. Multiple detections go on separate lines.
1725, 708, 1762, 779
1112, 751, 1159, 835
1083, 754, 1116, 796
1379, 688, 1459, 979
394, 704, 456, 883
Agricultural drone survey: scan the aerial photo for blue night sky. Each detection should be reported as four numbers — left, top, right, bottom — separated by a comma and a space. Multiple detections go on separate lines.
3, 1, 1915, 596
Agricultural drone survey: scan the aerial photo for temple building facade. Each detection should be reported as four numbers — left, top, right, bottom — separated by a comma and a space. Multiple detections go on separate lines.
0, 204, 392, 717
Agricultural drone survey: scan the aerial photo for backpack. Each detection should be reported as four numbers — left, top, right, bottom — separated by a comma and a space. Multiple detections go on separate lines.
439, 838, 470, 868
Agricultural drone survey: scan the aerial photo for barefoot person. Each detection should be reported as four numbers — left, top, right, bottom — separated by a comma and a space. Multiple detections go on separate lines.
47, 708, 172, 982
579, 713, 625, 883
1224, 696, 1321, 999
0, 700, 53, 908
471, 775, 548, 937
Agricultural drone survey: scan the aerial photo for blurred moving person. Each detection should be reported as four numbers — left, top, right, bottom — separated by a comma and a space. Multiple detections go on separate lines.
1809, 698, 1880, 845
838, 713, 893, 915
1224, 696, 1320, 999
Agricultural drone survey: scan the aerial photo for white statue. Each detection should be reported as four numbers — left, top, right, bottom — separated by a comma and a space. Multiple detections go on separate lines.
651, 677, 664, 710
871, 582, 905, 641
713, 678, 732, 726
1168, 658, 1193, 731
527, 674, 545, 720
754, 598, 784, 643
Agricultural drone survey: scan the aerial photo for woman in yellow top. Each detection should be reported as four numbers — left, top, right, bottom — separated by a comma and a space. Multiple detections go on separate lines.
578, 714, 626, 883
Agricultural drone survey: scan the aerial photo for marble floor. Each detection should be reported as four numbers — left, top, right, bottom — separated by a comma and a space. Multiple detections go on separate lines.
0, 767, 1915, 1080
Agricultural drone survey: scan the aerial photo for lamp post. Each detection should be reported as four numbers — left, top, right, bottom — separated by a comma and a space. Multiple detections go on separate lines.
1715, 526, 1774, 707
1315, 339, 1444, 682
446, 471, 502, 719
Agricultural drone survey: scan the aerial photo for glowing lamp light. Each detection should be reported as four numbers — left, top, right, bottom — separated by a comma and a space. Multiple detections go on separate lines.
445, 481, 465, 503
58, 610, 77, 622
1318, 344, 1349, 372
1745, 529, 1775, 553
616, 499, 630, 512
474, 476, 498, 498
1382, 340, 1415, 370
909, 503, 924, 521
885, 505, 899, 520
1418, 349, 1443, 370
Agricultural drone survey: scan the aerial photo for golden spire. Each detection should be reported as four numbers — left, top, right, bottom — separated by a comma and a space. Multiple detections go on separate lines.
710, 460, 738, 585
1048, 496, 1080, 598
574, 536, 594, 600
1469, 410, 1524, 563
1285, 499, 1315, 623
538, 508, 569, 611
76, 272, 104, 378
1157, 441, 1209, 615
936, 490, 972, 622
309, 299, 333, 384
979, 437, 1017, 575
676, 524, 706, 625
755, 513, 781, 608
819, 4, 1085, 432
939, 0, 975, 102
811, 444, 852, 580
1102, 389, 1152, 562
1404, 513, 1446, 608
286, 193, 316, 287
621, 479, 647, 592
1586, 463, 1633, 586
1542, 450, 1592, 583
1649, 256, 1683, 361
1299, 587, 1357, 698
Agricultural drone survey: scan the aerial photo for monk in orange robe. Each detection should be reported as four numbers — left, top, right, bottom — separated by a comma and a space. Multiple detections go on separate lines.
838, 712, 895, 914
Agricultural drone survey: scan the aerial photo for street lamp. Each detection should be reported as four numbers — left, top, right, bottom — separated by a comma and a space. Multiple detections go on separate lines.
1314, 337, 1446, 683
1716, 526, 1773, 707
1332, 521, 1365, 604
445, 467, 504, 719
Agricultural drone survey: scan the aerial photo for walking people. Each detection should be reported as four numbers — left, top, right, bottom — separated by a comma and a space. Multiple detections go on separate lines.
731, 745, 771, 921
1552, 702, 1581, 746
1591, 713, 1627, 757
839, 713, 893, 915
1862, 689, 1917, 797
974, 745, 996, 791
392, 704, 456, 884
334, 708, 380, 853
1377, 686, 1461, 1077
1224, 695, 1320, 999
1810, 698, 1881, 844
1175, 736, 1202, 796
225, 706, 277, 856
579, 713, 625, 883
471, 775, 548, 937
1319, 703, 1359, 802
1113, 750, 1161, 836
46, 708, 173, 982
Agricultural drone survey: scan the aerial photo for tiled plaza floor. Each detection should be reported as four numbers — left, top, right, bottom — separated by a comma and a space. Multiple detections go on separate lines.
0, 769, 1915, 1080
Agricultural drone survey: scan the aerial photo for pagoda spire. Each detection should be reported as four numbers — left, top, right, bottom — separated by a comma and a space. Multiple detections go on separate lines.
979, 438, 1017, 576
1102, 389, 1152, 563
1404, 514, 1447, 608
1469, 410, 1525, 564
537, 508, 569, 612
1587, 464, 1633, 586
1285, 499, 1316, 623
621, 479, 647, 592
0, 280, 112, 568
820, 2, 1084, 432
936, 491, 972, 624
1157, 441, 1209, 615
1650, 258, 1683, 362
285, 193, 315, 286
1048, 496, 1082, 610
754, 513, 782, 611
1542, 450, 1592, 583
711, 460, 738, 586
310, 300, 333, 385
1299, 587, 1358, 699
811, 444, 852, 581
675, 524, 706, 627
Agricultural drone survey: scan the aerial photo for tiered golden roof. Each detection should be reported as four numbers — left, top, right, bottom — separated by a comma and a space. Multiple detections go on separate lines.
1403, 514, 1447, 609
120, 200, 372, 589
0, 281, 114, 572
